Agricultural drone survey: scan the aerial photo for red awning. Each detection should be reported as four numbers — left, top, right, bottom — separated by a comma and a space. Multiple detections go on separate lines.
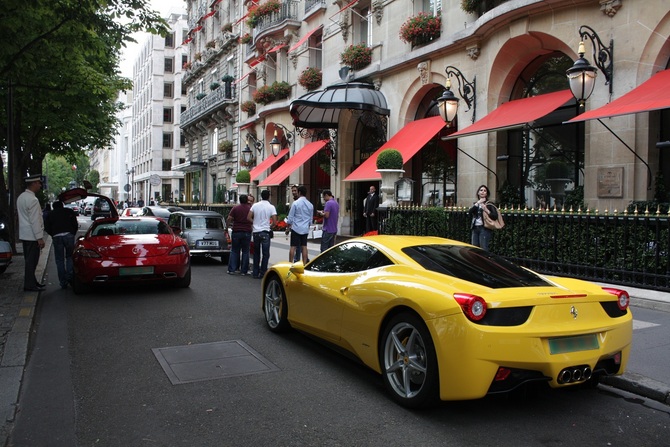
259, 140, 329, 186
329, 0, 358, 19
344, 116, 446, 182
288, 26, 322, 53
445, 90, 574, 139
233, 70, 254, 85
267, 43, 286, 54
249, 149, 290, 181
567, 69, 670, 123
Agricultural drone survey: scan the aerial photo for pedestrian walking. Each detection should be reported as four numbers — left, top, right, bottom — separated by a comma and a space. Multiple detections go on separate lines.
226, 194, 252, 275
469, 184, 498, 252
17, 174, 46, 291
285, 185, 313, 263
248, 190, 277, 279
363, 185, 379, 233
288, 184, 303, 261
44, 200, 78, 289
319, 190, 339, 252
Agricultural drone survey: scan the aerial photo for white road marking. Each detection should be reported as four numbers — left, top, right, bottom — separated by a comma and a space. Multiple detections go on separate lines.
633, 320, 660, 330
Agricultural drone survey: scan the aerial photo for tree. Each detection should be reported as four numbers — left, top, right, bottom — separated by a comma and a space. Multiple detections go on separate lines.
0, 0, 168, 245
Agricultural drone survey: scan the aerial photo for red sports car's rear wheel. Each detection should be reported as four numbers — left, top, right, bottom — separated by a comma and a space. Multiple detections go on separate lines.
177, 266, 191, 288
263, 275, 290, 332
380, 312, 439, 408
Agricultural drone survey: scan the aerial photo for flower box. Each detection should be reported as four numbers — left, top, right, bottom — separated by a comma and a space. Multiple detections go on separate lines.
246, 0, 281, 28
298, 67, 322, 91
241, 100, 256, 115
340, 43, 372, 70
399, 13, 442, 47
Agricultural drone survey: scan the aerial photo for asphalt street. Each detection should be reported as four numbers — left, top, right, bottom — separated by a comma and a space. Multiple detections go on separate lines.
1, 227, 669, 446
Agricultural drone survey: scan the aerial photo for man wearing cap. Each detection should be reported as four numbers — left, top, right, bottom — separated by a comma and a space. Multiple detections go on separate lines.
17, 174, 46, 291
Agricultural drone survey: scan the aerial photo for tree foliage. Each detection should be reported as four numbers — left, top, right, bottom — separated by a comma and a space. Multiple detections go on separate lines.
0, 0, 168, 243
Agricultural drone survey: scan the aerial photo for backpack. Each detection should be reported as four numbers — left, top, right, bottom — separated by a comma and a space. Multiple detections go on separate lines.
483, 203, 505, 230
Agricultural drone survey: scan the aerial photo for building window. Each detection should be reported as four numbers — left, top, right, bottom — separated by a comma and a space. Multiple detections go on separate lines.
164, 82, 174, 98
180, 132, 186, 147
162, 159, 172, 170
164, 57, 174, 73
163, 107, 173, 123
165, 32, 175, 48
309, 30, 323, 70
355, 2, 371, 46
163, 133, 173, 148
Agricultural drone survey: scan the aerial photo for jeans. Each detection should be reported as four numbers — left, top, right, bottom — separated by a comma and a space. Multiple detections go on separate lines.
229, 231, 251, 274
53, 234, 75, 287
320, 231, 336, 252
252, 231, 271, 278
471, 225, 492, 251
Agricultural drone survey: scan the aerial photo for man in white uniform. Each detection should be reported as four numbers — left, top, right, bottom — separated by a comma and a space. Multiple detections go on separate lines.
17, 174, 46, 291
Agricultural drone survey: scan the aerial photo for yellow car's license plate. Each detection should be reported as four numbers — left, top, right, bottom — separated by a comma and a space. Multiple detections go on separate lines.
548, 334, 599, 354
119, 266, 154, 276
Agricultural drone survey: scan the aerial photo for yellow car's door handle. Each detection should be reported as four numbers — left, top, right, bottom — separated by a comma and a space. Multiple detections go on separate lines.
340, 286, 348, 295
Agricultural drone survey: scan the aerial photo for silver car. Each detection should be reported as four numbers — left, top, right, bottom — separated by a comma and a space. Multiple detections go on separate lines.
168, 210, 230, 264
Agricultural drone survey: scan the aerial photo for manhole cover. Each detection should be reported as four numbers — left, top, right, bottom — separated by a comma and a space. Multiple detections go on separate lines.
152, 340, 280, 385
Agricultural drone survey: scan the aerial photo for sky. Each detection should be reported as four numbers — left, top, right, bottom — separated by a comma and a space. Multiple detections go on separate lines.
119, 0, 187, 78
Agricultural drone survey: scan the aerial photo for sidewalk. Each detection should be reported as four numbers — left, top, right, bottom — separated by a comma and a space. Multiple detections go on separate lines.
1, 237, 669, 445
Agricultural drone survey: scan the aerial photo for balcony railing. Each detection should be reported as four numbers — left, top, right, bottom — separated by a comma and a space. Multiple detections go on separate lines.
181, 86, 238, 127
253, 1, 300, 37
379, 206, 670, 291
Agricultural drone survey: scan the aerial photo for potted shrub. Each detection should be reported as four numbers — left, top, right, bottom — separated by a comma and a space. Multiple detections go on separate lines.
218, 140, 233, 155
298, 67, 322, 91
194, 52, 203, 61
205, 40, 216, 49
221, 23, 233, 33
239, 33, 252, 44
241, 100, 256, 115
183, 61, 192, 70
376, 148, 405, 207
399, 12, 442, 47
340, 43, 373, 70
210, 81, 220, 90
195, 92, 207, 100
236, 169, 251, 193
221, 74, 235, 83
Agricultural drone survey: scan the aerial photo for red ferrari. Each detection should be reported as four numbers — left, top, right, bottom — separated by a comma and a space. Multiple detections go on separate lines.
58, 189, 191, 294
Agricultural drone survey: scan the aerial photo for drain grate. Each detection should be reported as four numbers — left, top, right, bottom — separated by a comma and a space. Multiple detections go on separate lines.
152, 340, 280, 385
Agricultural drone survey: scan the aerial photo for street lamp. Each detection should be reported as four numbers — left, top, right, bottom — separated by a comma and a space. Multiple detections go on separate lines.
436, 66, 476, 126
268, 123, 294, 156
566, 25, 614, 106
244, 133, 263, 163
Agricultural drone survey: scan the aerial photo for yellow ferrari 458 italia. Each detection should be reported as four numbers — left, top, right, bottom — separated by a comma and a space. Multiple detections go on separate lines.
261, 236, 633, 408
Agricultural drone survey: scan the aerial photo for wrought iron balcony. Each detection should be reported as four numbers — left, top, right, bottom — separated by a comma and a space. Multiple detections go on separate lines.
181, 86, 238, 127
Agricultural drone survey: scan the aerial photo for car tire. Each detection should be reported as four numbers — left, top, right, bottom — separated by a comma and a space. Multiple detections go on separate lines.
72, 275, 88, 295
263, 274, 290, 332
379, 312, 439, 408
0, 265, 7, 274
177, 266, 191, 288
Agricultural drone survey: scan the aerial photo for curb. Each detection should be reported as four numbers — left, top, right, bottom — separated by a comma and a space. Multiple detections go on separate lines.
601, 372, 670, 405
0, 239, 50, 446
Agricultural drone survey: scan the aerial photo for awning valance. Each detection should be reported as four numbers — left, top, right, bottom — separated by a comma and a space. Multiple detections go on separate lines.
290, 82, 390, 129
173, 161, 207, 172
288, 26, 322, 53
445, 90, 575, 140
567, 69, 670, 123
345, 116, 446, 182
249, 149, 289, 181
259, 140, 329, 186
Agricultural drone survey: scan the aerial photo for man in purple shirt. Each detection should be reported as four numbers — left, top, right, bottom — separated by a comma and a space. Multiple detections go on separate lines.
319, 190, 339, 252
226, 194, 252, 275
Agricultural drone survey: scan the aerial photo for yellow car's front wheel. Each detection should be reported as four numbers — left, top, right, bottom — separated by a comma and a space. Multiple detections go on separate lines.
263, 274, 290, 332
380, 312, 439, 408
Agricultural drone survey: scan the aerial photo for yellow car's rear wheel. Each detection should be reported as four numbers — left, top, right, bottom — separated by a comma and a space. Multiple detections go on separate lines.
263, 275, 290, 332
380, 312, 439, 408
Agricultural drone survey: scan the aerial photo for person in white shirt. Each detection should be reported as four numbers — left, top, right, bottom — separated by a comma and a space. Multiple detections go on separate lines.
247, 189, 277, 279
17, 174, 46, 291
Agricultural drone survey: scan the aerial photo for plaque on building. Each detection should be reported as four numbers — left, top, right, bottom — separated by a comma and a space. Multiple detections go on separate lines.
597, 167, 624, 198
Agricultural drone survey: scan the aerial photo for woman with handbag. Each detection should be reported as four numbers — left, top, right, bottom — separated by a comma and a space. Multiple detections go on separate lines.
469, 185, 498, 251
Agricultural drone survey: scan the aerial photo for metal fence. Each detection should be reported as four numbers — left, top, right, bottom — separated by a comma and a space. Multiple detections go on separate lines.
379, 206, 670, 291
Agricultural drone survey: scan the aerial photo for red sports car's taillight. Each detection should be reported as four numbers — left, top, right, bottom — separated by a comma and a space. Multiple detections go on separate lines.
169, 245, 187, 255
77, 248, 101, 258
453, 293, 488, 322
602, 287, 630, 311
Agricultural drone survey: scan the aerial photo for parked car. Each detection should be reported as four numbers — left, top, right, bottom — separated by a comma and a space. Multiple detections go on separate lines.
64, 203, 80, 214
140, 205, 184, 221
91, 197, 112, 220
261, 235, 633, 408
71, 216, 191, 294
168, 210, 230, 264
120, 207, 143, 217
